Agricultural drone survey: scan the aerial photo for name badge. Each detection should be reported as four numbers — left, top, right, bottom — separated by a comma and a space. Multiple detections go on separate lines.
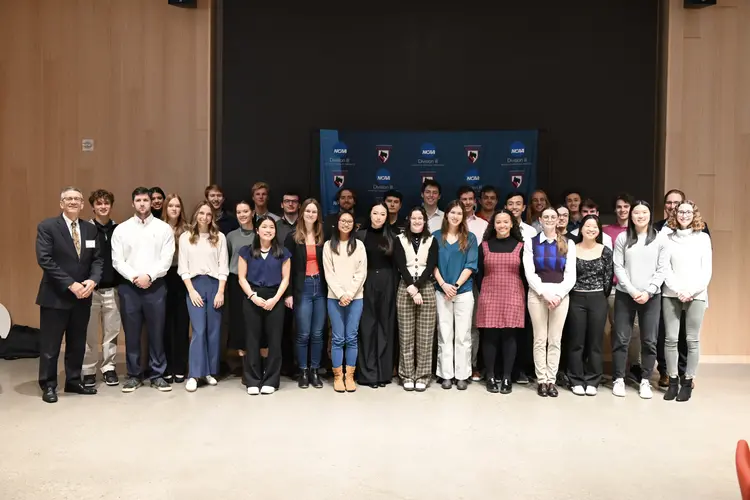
85, 240, 96, 249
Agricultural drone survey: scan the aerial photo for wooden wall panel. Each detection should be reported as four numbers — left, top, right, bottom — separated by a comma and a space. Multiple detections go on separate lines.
0, 0, 212, 328
663, 0, 750, 356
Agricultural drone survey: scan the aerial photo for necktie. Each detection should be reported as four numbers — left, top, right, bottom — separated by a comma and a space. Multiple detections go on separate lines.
71, 220, 81, 257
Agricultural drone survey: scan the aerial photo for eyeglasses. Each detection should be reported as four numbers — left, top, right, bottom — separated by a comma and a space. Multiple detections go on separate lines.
339, 220, 354, 226
541, 215, 558, 221
665, 201, 681, 206
62, 197, 83, 203
283, 199, 299, 204
677, 210, 694, 216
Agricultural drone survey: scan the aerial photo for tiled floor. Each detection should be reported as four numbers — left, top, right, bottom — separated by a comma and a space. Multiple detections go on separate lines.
0, 359, 746, 499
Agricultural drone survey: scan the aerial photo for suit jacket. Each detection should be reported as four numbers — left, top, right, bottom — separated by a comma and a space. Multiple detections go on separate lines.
284, 231, 326, 299
35, 215, 104, 309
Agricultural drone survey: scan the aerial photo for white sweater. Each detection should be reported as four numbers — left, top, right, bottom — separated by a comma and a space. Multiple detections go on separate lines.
662, 228, 712, 302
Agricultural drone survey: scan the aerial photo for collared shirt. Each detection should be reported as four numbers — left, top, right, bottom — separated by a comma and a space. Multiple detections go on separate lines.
523, 232, 577, 297
62, 213, 78, 238
111, 214, 175, 282
276, 215, 297, 247
425, 207, 444, 234
465, 214, 489, 244
519, 221, 538, 242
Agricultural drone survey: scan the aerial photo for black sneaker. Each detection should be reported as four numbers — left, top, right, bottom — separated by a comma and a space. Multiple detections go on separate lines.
103, 371, 119, 386
121, 377, 142, 393
456, 379, 469, 391
441, 379, 453, 390
83, 375, 96, 387
164, 374, 174, 384
151, 377, 172, 392
516, 372, 529, 385
174, 375, 186, 384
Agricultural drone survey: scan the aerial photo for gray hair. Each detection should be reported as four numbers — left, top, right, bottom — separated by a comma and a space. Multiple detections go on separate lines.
60, 186, 83, 200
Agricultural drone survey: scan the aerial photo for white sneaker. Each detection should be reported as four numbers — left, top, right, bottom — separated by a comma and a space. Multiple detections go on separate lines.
260, 385, 275, 395
585, 385, 598, 396
403, 380, 415, 391
612, 378, 626, 397
185, 378, 198, 392
571, 385, 585, 396
205, 375, 218, 386
639, 379, 653, 399
247, 386, 260, 396
415, 382, 427, 392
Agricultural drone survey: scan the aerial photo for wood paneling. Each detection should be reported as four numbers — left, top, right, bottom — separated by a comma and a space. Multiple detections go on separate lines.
663, 0, 750, 355
0, 0, 212, 328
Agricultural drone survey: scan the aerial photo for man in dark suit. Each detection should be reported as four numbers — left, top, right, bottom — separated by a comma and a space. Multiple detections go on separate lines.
35, 186, 103, 403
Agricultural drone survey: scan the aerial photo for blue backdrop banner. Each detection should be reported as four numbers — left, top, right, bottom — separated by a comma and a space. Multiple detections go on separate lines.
319, 129, 539, 216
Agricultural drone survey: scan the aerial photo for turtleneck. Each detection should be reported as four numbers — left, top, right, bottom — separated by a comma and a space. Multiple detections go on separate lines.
364, 225, 391, 269
663, 226, 712, 302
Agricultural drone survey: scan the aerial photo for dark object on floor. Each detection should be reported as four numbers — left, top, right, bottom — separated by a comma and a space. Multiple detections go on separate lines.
0, 325, 40, 360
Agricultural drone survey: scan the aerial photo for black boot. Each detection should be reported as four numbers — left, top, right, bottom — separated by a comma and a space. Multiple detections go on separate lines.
663, 376, 679, 401
309, 369, 323, 389
298, 368, 310, 389
677, 377, 693, 402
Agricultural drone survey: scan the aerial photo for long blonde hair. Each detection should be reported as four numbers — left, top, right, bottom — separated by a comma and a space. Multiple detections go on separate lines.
163, 193, 189, 238
541, 207, 568, 254
440, 200, 470, 252
294, 198, 324, 245
526, 189, 550, 224
188, 201, 220, 247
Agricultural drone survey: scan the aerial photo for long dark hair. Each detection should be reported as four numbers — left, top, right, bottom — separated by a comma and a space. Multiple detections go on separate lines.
367, 202, 394, 256
251, 215, 284, 258
576, 214, 603, 245
625, 200, 657, 248
403, 206, 431, 242
483, 209, 523, 243
330, 211, 357, 256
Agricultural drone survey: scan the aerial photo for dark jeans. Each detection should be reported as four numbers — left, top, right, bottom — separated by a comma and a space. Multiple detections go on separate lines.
38, 304, 90, 390
567, 291, 607, 387
242, 286, 284, 389
657, 309, 688, 377
164, 266, 189, 376
295, 275, 327, 369
612, 291, 660, 380
118, 280, 167, 380
482, 328, 518, 380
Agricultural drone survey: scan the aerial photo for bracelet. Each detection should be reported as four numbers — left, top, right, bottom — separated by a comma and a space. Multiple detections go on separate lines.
249, 292, 257, 299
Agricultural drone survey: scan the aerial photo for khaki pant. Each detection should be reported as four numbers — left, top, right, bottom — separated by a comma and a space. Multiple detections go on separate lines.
83, 288, 121, 376
528, 290, 569, 384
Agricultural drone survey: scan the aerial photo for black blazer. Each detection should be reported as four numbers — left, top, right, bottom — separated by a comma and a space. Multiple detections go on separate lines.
35, 215, 104, 309
284, 231, 326, 298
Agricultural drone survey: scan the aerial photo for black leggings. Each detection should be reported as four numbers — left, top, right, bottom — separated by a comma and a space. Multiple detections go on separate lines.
482, 328, 518, 380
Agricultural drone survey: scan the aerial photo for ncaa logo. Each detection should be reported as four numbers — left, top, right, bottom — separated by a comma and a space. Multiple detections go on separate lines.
510, 141, 525, 157
376, 168, 391, 185
465, 169, 480, 185
332, 142, 348, 157
420, 143, 437, 159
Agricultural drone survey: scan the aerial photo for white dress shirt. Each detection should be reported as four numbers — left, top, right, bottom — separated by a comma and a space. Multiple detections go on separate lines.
523, 232, 577, 297
62, 213, 78, 238
519, 221, 538, 241
425, 207, 444, 234
111, 214, 175, 282
570, 227, 613, 250
465, 214, 489, 244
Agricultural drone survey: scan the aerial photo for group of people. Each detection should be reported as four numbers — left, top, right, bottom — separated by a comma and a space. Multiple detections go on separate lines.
35, 180, 712, 404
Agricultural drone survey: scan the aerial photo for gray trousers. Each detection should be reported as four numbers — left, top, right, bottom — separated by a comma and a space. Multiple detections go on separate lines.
662, 297, 706, 379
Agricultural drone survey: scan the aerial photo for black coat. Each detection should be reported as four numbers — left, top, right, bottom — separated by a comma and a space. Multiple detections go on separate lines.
284, 231, 327, 299
35, 215, 103, 310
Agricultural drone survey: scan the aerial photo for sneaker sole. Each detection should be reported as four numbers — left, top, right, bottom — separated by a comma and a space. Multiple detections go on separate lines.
121, 386, 141, 393
104, 381, 119, 386
156, 386, 173, 392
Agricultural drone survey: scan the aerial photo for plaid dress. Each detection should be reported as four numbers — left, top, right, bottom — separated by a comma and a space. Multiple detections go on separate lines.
476, 241, 525, 329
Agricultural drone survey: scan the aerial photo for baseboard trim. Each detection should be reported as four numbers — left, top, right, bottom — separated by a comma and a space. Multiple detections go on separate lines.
701, 355, 750, 364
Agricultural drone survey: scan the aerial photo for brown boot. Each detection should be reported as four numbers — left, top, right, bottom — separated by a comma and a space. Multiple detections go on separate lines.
333, 367, 346, 393
344, 366, 357, 392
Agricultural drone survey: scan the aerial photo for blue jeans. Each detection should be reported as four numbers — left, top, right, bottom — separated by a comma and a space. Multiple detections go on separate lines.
186, 275, 222, 378
295, 276, 327, 369
327, 298, 364, 368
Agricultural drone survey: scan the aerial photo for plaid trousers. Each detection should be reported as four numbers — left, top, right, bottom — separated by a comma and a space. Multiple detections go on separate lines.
397, 280, 437, 384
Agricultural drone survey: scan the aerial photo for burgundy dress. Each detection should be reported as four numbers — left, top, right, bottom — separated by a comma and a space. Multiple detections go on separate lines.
476, 240, 525, 329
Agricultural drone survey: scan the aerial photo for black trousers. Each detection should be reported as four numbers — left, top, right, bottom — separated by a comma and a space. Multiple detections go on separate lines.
118, 280, 167, 380
512, 308, 534, 379
38, 304, 91, 390
612, 291, 661, 380
567, 291, 607, 387
482, 328, 517, 380
164, 266, 190, 377
657, 310, 688, 377
357, 268, 396, 384
281, 305, 296, 374
227, 274, 246, 350
242, 286, 284, 389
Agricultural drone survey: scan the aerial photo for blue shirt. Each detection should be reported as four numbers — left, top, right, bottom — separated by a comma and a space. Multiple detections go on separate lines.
433, 231, 478, 294
238, 245, 291, 288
